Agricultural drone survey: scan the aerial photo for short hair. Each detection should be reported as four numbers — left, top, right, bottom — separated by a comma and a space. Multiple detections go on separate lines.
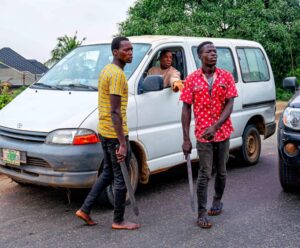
111, 36, 129, 51
197, 41, 214, 55
159, 49, 172, 59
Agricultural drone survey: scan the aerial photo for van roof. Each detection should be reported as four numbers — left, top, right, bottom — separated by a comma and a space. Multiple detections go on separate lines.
85, 35, 261, 47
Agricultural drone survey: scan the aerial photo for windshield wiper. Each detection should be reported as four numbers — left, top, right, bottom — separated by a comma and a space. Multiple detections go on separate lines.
60, 83, 98, 91
30, 83, 63, 90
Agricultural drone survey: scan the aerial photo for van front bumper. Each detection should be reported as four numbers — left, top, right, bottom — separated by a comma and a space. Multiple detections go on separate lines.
265, 121, 276, 139
0, 164, 98, 188
0, 135, 103, 188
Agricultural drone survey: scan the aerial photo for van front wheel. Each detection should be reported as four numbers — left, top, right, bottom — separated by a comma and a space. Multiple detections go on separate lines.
239, 124, 261, 165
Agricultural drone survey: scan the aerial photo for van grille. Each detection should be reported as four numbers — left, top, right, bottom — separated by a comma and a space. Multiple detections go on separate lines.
0, 126, 47, 143
0, 149, 50, 168
27, 157, 51, 168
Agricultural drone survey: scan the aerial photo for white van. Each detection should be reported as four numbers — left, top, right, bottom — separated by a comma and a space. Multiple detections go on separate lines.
0, 36, 275, 202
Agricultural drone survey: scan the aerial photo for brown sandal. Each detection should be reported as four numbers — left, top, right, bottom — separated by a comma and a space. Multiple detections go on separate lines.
112, 221, 141, 230
197, 215, 212, 229
75, 209, 97, 226
208, 202, 223, 216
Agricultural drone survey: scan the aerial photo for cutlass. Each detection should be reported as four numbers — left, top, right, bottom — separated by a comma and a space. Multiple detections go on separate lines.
119, 160, 139, 216
117, 145, 139, 216
186, 154, 196, 212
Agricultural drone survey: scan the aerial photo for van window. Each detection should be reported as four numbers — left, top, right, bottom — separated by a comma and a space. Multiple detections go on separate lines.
192, 47, 237, 82
35, 43, 150, 90
237, 48, 270, 82
138, 47, 186, 94
148, 47, 186, 79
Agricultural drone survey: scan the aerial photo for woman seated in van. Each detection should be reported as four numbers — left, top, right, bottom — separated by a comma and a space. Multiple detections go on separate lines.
148, 49, 183, 92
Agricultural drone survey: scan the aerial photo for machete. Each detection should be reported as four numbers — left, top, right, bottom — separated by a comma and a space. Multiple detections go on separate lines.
119, 160, 139, 216
186, 154, 196, 212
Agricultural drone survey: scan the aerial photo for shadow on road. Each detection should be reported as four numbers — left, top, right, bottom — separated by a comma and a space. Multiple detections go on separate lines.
3, 154, 300, 211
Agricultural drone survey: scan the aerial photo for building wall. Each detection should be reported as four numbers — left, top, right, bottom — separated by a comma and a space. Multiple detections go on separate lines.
0, 68, 42, 86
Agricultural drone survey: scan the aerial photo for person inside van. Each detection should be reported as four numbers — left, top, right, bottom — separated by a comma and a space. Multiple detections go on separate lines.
148, 49, 184, 92
181, 41, 238, 229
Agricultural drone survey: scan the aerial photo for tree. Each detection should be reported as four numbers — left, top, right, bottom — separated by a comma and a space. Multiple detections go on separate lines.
119, 0, 300, 86
45, 31, 86, 67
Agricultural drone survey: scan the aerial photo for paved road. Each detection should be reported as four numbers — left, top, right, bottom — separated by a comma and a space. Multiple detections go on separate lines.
1, 133, 300, 248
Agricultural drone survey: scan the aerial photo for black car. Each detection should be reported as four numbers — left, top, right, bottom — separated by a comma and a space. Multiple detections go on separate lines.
277, 77, 300, 191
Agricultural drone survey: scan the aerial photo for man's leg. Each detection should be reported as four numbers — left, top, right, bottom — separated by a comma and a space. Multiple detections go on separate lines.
76, 136, 113, 223
196, 141, 213, 215
213, 139, 229, 203
107, 137, 140, 230
110, 139, 128, 224
208, 139, 229, 216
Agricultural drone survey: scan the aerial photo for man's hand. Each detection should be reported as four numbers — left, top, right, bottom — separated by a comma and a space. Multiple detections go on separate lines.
172, 80, 184, 92
116, 143, 127, 163
201, 125, 217, 140
182, 140, 192, 159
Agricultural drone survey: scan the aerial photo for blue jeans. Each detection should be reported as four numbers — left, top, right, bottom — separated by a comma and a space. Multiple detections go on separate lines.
196, 139, 229, 215
80, 135, 131, 223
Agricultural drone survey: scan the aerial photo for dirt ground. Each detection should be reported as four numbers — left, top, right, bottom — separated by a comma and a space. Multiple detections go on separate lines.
276, 101, 288, 112
276, 101, 288, 120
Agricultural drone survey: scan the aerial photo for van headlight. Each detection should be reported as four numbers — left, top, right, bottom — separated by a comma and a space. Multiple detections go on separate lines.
283, 107, 300, 130
45, 129, 100, 145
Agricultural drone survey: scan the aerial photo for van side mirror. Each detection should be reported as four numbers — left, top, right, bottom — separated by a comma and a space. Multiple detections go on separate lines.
142, 75, 164, 93
283, 77, 297, 92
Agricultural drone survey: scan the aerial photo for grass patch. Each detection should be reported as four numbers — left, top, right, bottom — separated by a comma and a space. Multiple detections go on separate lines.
0, 86, 27, 110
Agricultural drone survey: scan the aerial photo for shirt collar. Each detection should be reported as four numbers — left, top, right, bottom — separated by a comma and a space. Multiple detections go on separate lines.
198, 67, 222, 77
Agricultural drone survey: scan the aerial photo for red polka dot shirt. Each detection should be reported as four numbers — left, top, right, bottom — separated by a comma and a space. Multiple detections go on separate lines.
180, 67, 238, 143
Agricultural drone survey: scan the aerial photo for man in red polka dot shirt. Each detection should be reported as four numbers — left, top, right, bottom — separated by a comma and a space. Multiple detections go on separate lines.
180, 41, 238, 229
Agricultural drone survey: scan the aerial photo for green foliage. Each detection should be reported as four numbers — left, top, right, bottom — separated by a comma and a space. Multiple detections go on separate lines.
0, 93, 12, 110
0, 86, 26, 110
276, 87, 294, 101
288, 67, 300, 81
276, 66, 300, 101
45, 31, 86, 67
119, 0, 300, 87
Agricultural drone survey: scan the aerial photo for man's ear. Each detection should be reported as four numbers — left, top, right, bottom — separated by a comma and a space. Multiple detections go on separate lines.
112, 49, 118, 57
198, 54, 202, 60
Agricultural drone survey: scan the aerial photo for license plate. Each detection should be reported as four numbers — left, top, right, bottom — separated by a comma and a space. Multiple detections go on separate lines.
2, 149, 21, 166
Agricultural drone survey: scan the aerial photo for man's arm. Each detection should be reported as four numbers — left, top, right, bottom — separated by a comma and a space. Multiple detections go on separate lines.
182, 102, 192, 158
110, 94, 126, 162
201, 98, 234, 140
170, 68, 183, 92
147, 67, 159, 76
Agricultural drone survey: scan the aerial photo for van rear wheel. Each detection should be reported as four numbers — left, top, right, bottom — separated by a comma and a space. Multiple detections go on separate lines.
239, 124, 261, 165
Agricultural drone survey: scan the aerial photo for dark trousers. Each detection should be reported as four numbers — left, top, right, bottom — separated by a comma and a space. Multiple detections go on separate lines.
196, 139, 229, 215
81, 135, 131, 223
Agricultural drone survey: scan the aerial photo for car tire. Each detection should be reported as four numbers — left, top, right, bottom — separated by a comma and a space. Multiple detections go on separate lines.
97, 152, 139, 208
278, 157, 298, 192
239, 124, 261, 165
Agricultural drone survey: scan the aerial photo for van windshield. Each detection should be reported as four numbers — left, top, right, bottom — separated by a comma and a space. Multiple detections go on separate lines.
32, 43, 150, 91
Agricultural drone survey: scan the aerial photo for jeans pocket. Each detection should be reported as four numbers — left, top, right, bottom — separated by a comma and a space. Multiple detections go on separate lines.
107, 139, 119, 152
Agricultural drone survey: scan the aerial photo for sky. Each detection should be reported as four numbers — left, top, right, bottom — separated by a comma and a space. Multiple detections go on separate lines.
0, 0, 136, 63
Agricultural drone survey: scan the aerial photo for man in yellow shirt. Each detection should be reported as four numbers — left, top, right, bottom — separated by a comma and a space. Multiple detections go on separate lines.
76, 37, 140, 230
148, 49, 184, 92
